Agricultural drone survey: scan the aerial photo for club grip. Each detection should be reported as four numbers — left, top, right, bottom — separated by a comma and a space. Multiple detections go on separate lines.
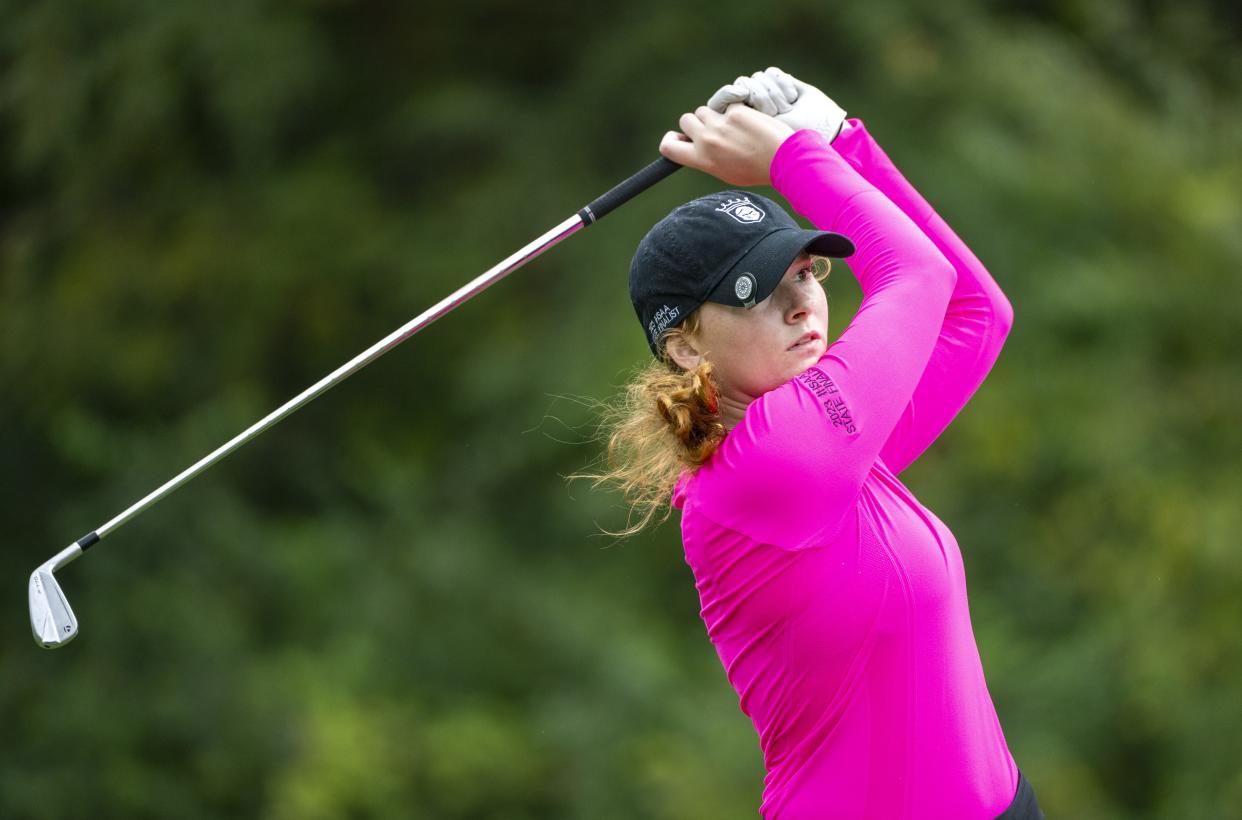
577, 156, 682, 227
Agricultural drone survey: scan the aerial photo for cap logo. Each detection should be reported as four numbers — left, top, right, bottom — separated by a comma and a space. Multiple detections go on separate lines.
716, 196, 766, 224
735, 273, 758, 308
648, 303, 681, 340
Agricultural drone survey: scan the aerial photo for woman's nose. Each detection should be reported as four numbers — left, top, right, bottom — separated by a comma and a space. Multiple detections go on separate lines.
784, 290, 812, 323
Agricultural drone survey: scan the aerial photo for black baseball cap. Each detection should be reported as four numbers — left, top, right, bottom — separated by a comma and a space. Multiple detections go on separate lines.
629, 190, 855, 359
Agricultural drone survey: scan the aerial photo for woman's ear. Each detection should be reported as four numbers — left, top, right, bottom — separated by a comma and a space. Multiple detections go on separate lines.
664, 331, 704, 372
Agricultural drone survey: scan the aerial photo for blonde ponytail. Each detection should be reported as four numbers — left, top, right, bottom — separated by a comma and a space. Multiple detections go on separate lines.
566, 309, 726, 539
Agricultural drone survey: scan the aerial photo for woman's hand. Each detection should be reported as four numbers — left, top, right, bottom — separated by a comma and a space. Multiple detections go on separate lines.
707, 67, 849, 144
659, 103, 795, 187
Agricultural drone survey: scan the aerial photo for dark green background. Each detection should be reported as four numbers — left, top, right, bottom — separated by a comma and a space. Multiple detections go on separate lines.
3, 1, 1240, 817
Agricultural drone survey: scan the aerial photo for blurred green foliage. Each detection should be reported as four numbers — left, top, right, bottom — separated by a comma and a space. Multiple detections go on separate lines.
3, 1, 1240, 818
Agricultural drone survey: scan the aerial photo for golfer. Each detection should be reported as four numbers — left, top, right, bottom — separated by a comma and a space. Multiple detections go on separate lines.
583, 68, 1045, 819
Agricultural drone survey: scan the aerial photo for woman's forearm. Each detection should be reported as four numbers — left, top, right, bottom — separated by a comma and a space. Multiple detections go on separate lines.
831, 118, 1013, 329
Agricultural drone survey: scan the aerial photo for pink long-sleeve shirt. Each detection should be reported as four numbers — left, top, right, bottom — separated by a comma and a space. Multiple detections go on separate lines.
670, 120, 1018, 820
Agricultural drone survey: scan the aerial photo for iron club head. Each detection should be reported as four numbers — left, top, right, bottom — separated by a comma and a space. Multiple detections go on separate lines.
29, 544, 83, 648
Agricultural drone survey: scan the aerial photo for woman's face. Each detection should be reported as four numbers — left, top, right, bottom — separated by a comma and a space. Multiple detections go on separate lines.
669, 251, 830, 409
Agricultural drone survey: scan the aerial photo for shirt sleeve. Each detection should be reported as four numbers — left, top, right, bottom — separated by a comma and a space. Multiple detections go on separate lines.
685, 129, 958, 549
829, 118, 1015, 475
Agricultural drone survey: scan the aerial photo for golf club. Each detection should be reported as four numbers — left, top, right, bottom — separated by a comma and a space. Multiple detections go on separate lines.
29, 155, 683, 648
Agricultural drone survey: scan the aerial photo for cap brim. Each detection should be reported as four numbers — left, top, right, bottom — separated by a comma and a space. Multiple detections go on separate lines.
804, 230, 855, 259
705, 227, 854, 309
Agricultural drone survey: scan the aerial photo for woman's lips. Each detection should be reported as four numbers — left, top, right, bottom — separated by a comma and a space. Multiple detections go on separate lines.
789, 332, 822, 351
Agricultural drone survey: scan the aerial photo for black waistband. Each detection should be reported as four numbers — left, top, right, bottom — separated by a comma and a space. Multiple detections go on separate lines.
994, 768, 1045, 820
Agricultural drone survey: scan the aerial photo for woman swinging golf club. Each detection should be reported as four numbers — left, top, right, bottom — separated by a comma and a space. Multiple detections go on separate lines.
576, 68, 1045, 819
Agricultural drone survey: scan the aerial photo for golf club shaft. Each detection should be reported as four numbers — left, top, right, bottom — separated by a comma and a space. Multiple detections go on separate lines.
67, 156, 683, 554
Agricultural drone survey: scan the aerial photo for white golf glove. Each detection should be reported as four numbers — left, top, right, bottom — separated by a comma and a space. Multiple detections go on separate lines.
706, 67, 849, 143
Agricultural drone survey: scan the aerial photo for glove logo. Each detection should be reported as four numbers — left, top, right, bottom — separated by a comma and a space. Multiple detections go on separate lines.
716, 197, 765, 224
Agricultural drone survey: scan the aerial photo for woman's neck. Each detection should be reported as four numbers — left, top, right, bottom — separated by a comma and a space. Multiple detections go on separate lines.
718, 392, 751, 432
